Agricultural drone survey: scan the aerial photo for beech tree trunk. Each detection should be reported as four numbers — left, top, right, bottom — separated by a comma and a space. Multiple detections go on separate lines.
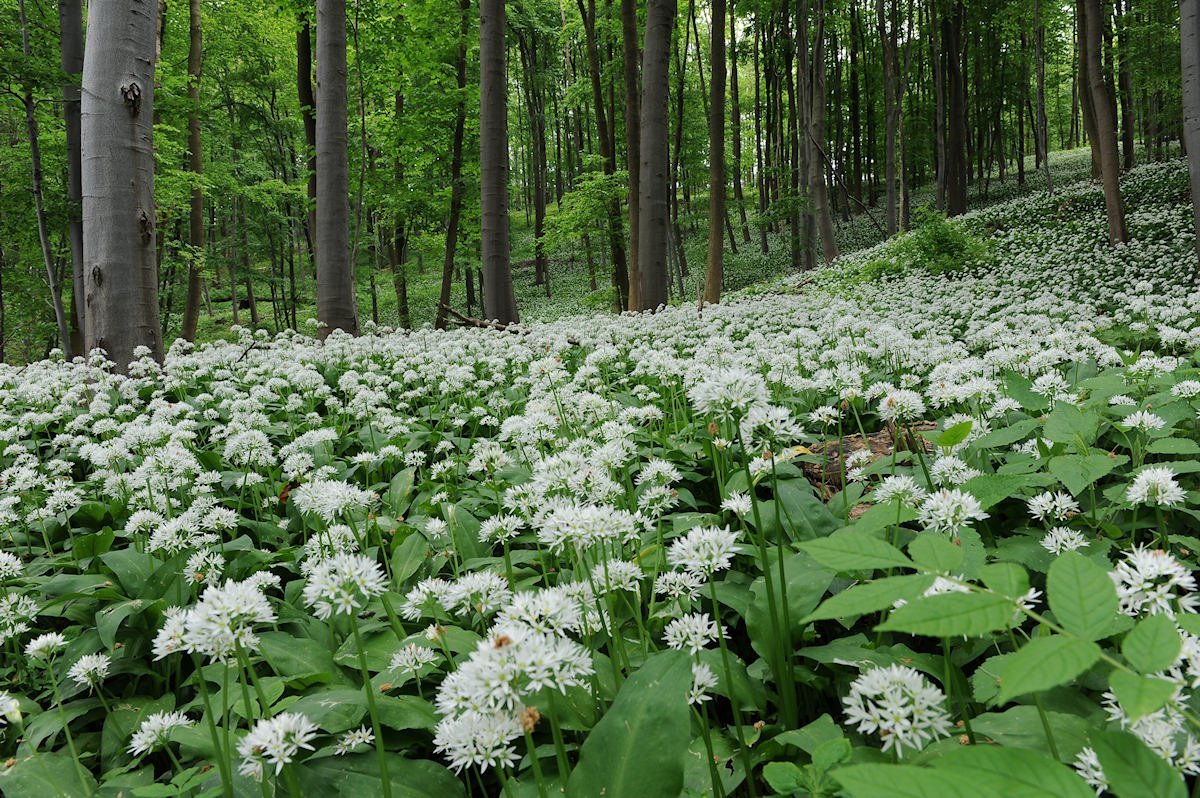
480, 0, 519, 322
704, 0, 727, 303
1183, 0, 1200, 263
878, 0, 900, 235
59, 0, 85, 349
315, 0, 359, 335
82, 0, 163, 369
809, 0, 839, 262
1083, 0, 1128, 244
942, 1, 968, 216
436, 0, 470, 329
298, 15, 317, 256
636, 0, 676, 310
621, 0, 641, 309
1035, 0, 1053, 190
180, 0, 205, 341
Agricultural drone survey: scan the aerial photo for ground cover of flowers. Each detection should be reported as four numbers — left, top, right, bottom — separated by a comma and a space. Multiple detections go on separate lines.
1, 161, 1199, 798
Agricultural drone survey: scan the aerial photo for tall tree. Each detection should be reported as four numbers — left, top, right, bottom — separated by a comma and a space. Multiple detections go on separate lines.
315, 0, 360, 335
621, 0, 641, 308
81, 0, 164, 369
1184, 0, 1200, 263
480, 0, 520, 322
1082, 0, 1128, 244
808, 0, 838, 262
436, 0, 472, 329
941, 1, 968, 216
877, 0, 900, 235
704, 0, 728, 303
1034, 0, 1053, 190
636, 0, 676, 310
180, 0, 205, 341
58, 0, 85, 348
298, 12, 318, 254
18, 0, 71, 356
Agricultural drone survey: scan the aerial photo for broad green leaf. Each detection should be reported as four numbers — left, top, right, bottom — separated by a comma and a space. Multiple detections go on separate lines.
1090, 730, 1186, 798
762, 762, 806, 795
566, 652, 692, 798
1122, 614, 1182, 674
391, 533, 429, 587
1147, 438, 1200, 455
1044, 404, 1100, 446
833, 764, 995, 798
972, 418, 1041, 449
1047, 552, 1119, 641
929, 420, 973, 448
1109, 671, 1176, 721
259, 631, 339, 684
774, 713, 845, 755
962, 474, 1036, 510
800, 530, 912, 572
1047, 454, 1123, 495
847, 502, 920, 537
970, 706, 1090, 760
933, 746, 1093, 798
907, 534, 963, 573
298, 752, 465, 798
979, 562, 1029, 599
876, 592, 1013, 637
0, 752, 97, 798
996, 636, 1100, 702
802, 575, 933, 623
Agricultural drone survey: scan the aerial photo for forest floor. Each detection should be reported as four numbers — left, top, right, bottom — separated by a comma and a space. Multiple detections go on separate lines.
3, 150, 1200, 796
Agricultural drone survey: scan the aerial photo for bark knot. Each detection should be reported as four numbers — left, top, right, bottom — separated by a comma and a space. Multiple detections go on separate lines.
120, 81, 142, 115
138, 209, 153, 243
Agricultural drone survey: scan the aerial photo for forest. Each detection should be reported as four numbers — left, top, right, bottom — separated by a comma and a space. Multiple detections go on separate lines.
1, 0, 1200, 796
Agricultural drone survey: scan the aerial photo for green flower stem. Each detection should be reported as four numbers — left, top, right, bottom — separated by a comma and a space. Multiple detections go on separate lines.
523, 727, 549, 798
351, 621, 393, 798
695, 702, 727, 798
194, 657, 235, 798
46, 661, 91, 789
708, 579, 758, 798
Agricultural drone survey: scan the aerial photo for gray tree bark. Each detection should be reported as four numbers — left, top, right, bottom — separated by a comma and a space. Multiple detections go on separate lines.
315, 0, 359, 335
19, 0, 71, 357
704, 0, 727, 303
621, 0, 641, 309
82, 0, 164, 370
1083, 0, 1128, 244
1185, 0, 1200, 263
808, 0, 838, 262
180, 0, 205, 341
480, 0, 520, 323
636, 0, 677, 310
58, 0, 84, 349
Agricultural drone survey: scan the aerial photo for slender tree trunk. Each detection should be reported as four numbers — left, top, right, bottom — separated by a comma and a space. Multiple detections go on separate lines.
82, 0, 164, 370
1183, 0, 1200, 264
181, 0, 205, 341
621, 0, 641, 308
636, 0, 676, 310
1078, 0, 1103, 178
878, 0, 899, 234
808, 0, 839, 262
753, 8, 769, 253
298, 14, 318, 257
19, 0, 71, 356
315, 0, 359, 334
1115, 0, 1136, 171
59, 0, 85, 350
1035, 0, 1053, 190
577, 0, 630, 309
704, 0, 727, 303
942, 1, 967, 216
436, 0, 470, 329
480, 0, 519, 322
730, 5, 751, 243
1083, 0, 1128, 244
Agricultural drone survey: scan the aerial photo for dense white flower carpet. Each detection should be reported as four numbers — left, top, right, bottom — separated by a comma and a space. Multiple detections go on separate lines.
0, 160, 1198, 797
